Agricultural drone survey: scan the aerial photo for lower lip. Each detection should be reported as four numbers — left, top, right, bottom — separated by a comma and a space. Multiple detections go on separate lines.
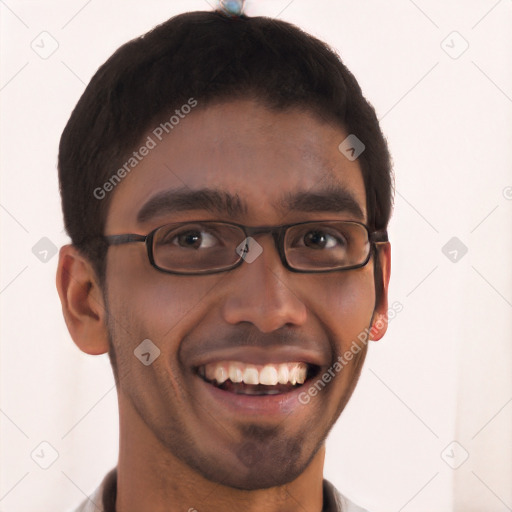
196, 374, 312, 417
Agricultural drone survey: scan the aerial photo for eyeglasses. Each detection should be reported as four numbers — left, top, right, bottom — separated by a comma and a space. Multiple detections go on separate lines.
104, 220, 388, 275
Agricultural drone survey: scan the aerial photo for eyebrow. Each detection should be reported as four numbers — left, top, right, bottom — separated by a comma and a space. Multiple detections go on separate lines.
137, 188, 247, 224
278, 187, 364, 220
136, 185, 364, 224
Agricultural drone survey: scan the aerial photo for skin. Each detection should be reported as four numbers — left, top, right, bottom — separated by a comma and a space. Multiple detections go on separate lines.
57, 99, 391, 512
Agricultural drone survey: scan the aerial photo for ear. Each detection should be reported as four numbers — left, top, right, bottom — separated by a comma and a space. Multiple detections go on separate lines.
56, 245, 110, 355
369, 242, 391, 342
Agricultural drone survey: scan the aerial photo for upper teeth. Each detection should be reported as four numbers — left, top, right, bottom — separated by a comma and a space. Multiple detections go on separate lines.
200, 361, 308, 386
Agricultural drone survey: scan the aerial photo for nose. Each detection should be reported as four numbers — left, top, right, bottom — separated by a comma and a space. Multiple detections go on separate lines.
221, 235, 308, 332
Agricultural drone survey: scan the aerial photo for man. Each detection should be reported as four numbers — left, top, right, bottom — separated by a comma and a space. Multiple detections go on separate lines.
57, 6, 393, 512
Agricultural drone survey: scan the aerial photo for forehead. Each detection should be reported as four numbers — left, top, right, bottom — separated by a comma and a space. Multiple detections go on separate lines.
105, 100, 367, 232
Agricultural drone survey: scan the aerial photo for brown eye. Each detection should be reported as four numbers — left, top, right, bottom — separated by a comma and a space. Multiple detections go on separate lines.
158, 226, 220, 250
300, 230, 346, 250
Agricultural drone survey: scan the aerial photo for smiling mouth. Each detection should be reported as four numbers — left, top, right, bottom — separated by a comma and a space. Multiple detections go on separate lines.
196, 360, 320, 396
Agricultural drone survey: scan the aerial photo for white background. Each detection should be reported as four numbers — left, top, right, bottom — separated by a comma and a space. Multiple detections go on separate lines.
1, 1, 511, 511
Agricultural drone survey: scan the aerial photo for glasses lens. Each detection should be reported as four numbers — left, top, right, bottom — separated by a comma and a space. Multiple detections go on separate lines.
285, 221, 370, 271
153, 222, 245, 273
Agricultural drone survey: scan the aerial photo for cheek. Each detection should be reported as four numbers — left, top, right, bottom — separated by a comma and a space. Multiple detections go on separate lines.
104, 251, 223, 401
288, 268, 376, 428
304, 266, 376, 349
105, 247, 224, 342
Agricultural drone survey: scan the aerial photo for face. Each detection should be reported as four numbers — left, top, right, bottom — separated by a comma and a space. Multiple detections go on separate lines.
103, 99, 382, 490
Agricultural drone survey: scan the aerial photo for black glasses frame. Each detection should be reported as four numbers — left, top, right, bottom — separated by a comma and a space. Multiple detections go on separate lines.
103, 220, 389, 275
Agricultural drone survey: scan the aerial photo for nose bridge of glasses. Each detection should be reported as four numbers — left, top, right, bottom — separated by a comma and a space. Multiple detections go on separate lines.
242, 225, 286, 252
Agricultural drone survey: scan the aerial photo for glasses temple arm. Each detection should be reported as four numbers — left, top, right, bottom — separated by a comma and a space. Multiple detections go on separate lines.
370, 230, 389, 243
104, 234, 147, 246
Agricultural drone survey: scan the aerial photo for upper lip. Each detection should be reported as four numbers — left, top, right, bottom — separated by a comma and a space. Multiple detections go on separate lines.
191, 346, 326, 369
